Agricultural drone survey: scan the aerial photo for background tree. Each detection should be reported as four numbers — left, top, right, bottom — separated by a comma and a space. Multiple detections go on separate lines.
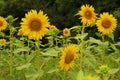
0, 0, 120, 41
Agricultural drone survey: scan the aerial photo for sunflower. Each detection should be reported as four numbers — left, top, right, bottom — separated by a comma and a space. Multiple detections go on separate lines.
96, 12, 117, 35
79, 4, 96, 26
0, 16, 8, 31
20, 10, 50, 40
0, 39, 6, 46
63, 28, 70, 37
60, 44, 78, 71
17, 28, 24, 36
49, 25, 57, 30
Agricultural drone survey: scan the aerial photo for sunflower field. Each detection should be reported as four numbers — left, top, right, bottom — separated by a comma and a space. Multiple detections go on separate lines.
0, 0, 120, 80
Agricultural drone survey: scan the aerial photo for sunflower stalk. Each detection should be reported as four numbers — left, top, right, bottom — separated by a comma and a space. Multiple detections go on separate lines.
81, 26, 85, 35
27, 38, 30, 54
79, 25, 85, 70
63, 71, 66, 80
101, 34, 105, 42
35, 41, 41, 80
9, 26, 14, 76
64, 37, 68, 46
54, 35, 58, 47
101, 35, 105, 64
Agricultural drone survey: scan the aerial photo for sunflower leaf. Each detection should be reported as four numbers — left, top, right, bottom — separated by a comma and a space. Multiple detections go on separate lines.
76, 70, 84, 80
41, 48, 59, 57
13, 47, 29, 54
16, 63, 31, 70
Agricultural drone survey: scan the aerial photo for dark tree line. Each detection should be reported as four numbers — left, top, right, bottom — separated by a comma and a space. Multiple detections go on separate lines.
0, 0, 120, 41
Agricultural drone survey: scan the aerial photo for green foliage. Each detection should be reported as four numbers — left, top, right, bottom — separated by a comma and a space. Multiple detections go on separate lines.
0, 1, 120, 80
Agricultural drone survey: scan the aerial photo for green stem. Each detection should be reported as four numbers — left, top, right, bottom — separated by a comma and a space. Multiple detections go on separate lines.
103, 75, 109, 80
65, 37, 67, 46
9, 29, 13, 76
101, 52, 105, 64
80, 44, 83, 70
79, 26, 85, 70
55, 37, 58, 47
27, 38, 30, 54
101, 35, 105, 64
63, 71, 66, 80
0, 49, 1, 58
81, 26, 85, 35
35, 41, 41, 80
101, 34, 105, 42
10, 54, 13, 76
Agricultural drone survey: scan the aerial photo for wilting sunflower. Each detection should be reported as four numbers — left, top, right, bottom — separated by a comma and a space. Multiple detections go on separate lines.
96, 12, 117, 35
79, 4, 96, 26
60, 44, 78, 71
63, 28, 70, 37
20, 10, 50, 40
0, 16, 8, 31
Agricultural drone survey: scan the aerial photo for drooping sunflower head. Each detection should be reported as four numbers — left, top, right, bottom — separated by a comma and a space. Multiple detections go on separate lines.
63, 28, 70, 37
0, 16, 8, 31
96, 12, 117, 35
20, 10, 50, 40
60, 44, 78, 71
79, 4, 96, 26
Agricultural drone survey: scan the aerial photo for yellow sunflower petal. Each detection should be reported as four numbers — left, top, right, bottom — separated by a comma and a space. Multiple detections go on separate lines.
96, 12, 117, 35
49, 25, 57, 30
0, 39, 7, 46
79, 4, 97, 26
63, 28, 70, 37
60, 44, 78, 71
0, 16, 8, 31
17, 28, 24, 36
20, 10, 50, 40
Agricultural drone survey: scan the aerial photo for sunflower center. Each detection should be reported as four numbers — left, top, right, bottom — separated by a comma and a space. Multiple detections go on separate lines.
0, 21, 3, 27
65, 52, 74, 64
30, 20, 41, 31
64, 30, 68, 34
102, 19, 111, 28
85, 10, 92, 19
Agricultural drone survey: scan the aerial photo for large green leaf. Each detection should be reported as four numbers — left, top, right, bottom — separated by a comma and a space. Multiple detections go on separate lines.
25, 69, 44, 80
76, 70, 84, 80
41, 48, 59, 57
75, 33, 88, 40
13, 47, 29, 54
16, 63, 31, 70
109, 68, 119, 74
47, 68, 59, 73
